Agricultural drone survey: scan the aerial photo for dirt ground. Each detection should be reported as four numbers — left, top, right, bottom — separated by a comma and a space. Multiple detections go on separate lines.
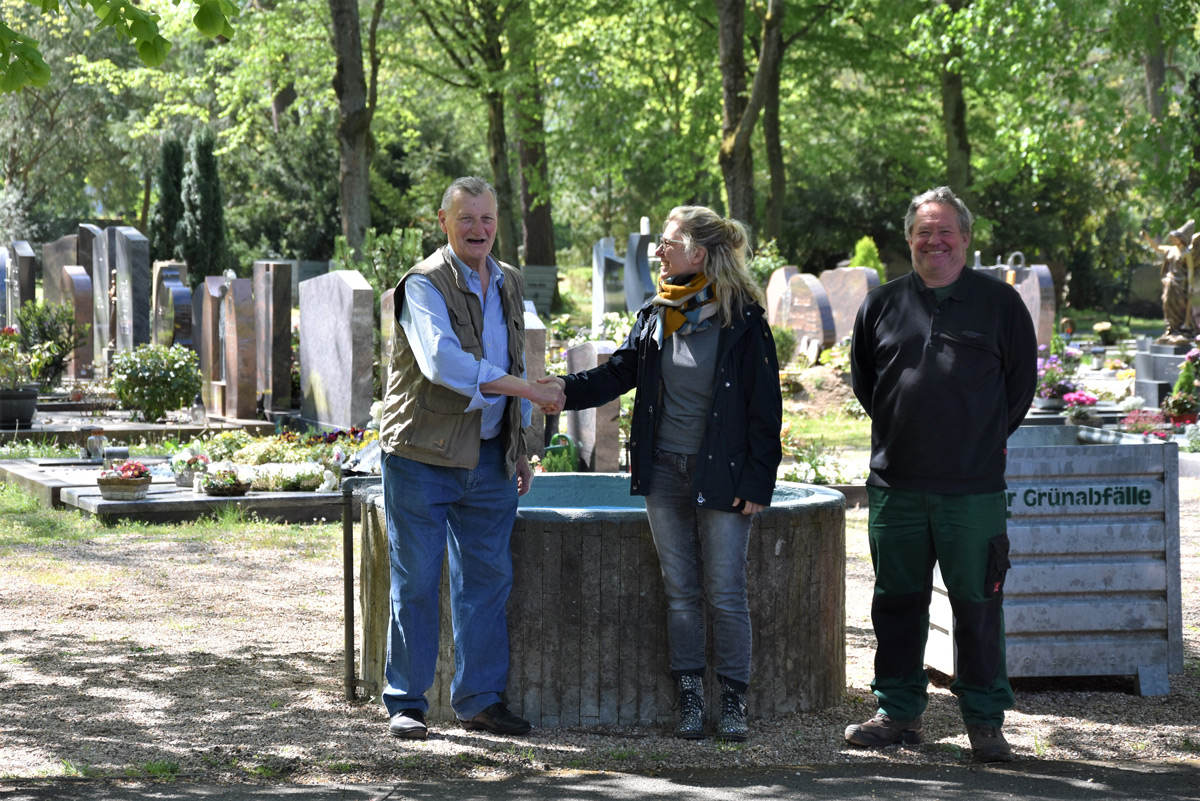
0, 438, 1197, 785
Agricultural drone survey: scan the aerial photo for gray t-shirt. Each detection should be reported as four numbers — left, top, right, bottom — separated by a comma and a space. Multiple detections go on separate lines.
654, 321, 720, 454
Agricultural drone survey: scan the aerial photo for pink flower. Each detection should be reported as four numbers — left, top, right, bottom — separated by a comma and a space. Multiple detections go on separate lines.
1062, 391, 1097, 407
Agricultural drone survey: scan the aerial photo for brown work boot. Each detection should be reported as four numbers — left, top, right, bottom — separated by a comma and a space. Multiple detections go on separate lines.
966, 723, 1014, 762
844, 713, 923, 747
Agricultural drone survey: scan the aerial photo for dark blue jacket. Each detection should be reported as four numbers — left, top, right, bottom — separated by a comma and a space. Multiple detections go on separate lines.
563, 300, 782, 509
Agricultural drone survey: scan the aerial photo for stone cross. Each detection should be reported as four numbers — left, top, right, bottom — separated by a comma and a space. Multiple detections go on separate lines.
253, 260, 293, 414
299, 269, 373, 430
563, 340, 620, 472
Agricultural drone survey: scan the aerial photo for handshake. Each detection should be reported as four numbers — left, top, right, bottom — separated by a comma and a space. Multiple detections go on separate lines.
529, 375, 567, 415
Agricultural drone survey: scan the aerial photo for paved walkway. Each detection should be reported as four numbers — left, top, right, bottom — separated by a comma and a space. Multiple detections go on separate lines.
4, 761, 1199, 801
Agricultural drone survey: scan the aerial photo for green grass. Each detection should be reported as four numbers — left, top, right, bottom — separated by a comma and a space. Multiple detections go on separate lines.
782, 411, 870, 450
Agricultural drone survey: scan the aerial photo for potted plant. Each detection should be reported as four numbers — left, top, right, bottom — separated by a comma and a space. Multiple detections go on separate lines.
201, 468, 253, 497
15, 300, 89, 391
1161, 391, 1199, 425
0, 325, 53, 427
1033, 350, 1076, 409
1062, 390, 1101, 427
170, 450, 210, 488
97, 460, 153, 500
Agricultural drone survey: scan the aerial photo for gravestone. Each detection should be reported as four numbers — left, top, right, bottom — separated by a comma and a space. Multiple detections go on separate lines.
380, 288, 395, 391
974, 263, 1056, 347
153, 265, 192, 349
192, 277, 224, 411
624, 233, 655, 314
12, 240, 35, 316
90, 227, 117, 377
42, 234, 77, 307
819, 267, 880, 343
299, 270, 373, 430
292, 259, 327, 308
591, 237, 625, 333
221, 276, 258, 420
522, 265, 558, 316
524, 300, 547, 460
61, 265, 94, 379
785, 273, 837, 348
113, 227, 150, 353
253, 260, 293, 413
77, 224, 101, 281
765, 265, 799, 327
1134, 338, 1189, 408
563, 340, 620, 472
0, 247, 9, 326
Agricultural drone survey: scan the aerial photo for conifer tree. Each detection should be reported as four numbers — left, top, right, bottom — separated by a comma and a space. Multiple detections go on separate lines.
176, 127, 231, 286
148, 137, 184, 262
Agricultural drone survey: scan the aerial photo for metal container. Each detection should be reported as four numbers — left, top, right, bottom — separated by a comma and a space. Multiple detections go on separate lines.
927, 426, 1182, 695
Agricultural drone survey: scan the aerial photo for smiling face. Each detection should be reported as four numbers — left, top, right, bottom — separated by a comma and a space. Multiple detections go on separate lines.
655, 218, 705, 281
438, 189, 497, 273
907, 201, 969, 287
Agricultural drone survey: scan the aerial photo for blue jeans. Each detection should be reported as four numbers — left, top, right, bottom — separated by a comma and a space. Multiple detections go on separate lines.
380, 437, 518, 721
644, 449, 753, 687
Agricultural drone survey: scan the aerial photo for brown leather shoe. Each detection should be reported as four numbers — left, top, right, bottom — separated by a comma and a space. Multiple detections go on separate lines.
388, 708, 428, 740
461, 702, 531, 735
966, 723, 1014, 762
844, 713, 923, 747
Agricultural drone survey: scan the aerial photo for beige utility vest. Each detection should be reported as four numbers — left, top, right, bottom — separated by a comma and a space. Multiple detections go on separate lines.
378, 247, 527, 477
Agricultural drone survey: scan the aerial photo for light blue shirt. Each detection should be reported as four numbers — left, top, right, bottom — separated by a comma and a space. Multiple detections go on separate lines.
399, 246, 531, 439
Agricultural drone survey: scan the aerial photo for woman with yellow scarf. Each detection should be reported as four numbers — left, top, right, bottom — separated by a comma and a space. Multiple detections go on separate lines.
542, 206, 783, 741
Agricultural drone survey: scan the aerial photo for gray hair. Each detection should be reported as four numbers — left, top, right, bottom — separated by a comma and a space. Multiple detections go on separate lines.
441, 176, 496, 212
904, 186, 973, 238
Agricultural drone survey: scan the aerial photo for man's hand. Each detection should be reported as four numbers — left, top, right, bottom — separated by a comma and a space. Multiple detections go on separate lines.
530, 376, 567, 414
516, 456, 534, 496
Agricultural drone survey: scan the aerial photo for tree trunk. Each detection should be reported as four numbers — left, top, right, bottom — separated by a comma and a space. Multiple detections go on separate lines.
485, 88, 521, 266
1143, 12, 1167, 123
715, 0, 784, 238
328, 0, 373, 258
940, 1, 970, 200
762, 15, 785, 246
510, 0, 556, 269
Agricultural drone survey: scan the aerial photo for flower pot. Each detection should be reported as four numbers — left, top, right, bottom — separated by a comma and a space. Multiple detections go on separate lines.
203, 481, 252, 497
96, 476, 153, 501
0, 387, 37, 428
1169, 413, 1198, 426
1033, 397, 1066, 410
174, 469, 201, 488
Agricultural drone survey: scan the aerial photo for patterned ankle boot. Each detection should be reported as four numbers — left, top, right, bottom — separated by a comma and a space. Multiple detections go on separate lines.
673, 674, 705, 740
716, 682, 748, 742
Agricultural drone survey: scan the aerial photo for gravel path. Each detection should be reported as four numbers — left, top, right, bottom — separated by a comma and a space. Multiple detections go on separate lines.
0, 477, 1196, 784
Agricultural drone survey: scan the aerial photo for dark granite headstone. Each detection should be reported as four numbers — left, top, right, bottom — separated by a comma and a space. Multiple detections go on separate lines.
153, 265, 192, 349
151, 261, 189, 345
785, 273, 836, 348
591, 237, 625, 333
819, 266, 881, 343
192, 276, 224, 411
113, 227, 150, 352
61, 265, 94, 379
253, 260, 293, 413
973, 263, 1057, 348
12, 240, 34, 316
522, 265, 557, 316
624, 233, 655, 313
221, 277, 257, 420
77, 224, 101, 281
0, 247, 10, 326
292, 260, 328, 308
90, 228, 117, 377
42, 234, 77, 307
299, 270, 373, 429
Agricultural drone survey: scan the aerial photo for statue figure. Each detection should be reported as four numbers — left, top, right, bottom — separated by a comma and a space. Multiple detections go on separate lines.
1143, 219, 1199, 345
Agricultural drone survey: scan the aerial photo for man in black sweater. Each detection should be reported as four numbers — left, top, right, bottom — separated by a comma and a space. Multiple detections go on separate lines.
846, 186, 1037, 763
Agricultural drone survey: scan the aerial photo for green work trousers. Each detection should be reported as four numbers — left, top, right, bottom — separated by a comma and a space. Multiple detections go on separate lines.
865, 485, 1015, 727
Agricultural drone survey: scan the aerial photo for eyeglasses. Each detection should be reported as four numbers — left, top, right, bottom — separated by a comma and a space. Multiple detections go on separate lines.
655, 234, 686, 249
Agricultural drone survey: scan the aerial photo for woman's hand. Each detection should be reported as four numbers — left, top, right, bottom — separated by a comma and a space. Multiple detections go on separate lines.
734, 497, 765, 516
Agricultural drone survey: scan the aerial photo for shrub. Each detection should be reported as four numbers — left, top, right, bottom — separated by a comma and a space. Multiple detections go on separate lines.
109, 344, 202, 422
203, 429, 255, 461
850, 236, 886, 284
746, 238, 787, 288
15, 300, 89, 390
771, 325, 797, 369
